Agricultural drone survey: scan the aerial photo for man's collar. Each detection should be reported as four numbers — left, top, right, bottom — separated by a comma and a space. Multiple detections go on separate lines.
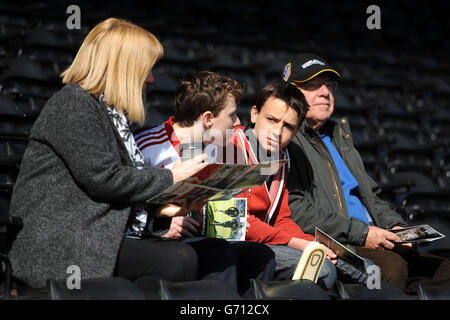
302, 119, 335, 136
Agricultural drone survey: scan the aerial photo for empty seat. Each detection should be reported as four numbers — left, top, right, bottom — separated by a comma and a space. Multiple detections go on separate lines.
1, 78, 61, 99
0, 58, 62, 99
336, 281, 409, 300
19, 44, 75, 65
433, 167, 450, 192
0, 189, 11, 221
249, 279, 331, 300
0, 138, 27, 163
417, 282, 450, 300
384, 148, 435, 173
381, 171, 438, 192
0, 58, 60, 82
0, 187, 23, 300
0, 163, 19, 191
400, 192, 450, 257
148, 73, 178, 93
380, 129, 424, 150
428, 118, 450, 143
0, 118, 33, 137
159, 279, 241, 300
379, 171, 439, 207
0, 94, 40, 118
352, 126, 388, 150
22, 29, 75, 50
402, 192, 450, 215
47, 277, 146, 300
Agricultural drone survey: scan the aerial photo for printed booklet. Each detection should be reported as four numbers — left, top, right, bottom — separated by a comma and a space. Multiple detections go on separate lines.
387, 225, 445, 243
146, 160, 287, 205
314, 227, 367, 272
202, 198, 247, 241
187, 198, 247, 240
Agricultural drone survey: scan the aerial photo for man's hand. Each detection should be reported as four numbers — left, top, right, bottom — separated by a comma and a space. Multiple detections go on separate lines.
162, 216, 200, 239
391, 226, 413, 248
364, 225, 402, 250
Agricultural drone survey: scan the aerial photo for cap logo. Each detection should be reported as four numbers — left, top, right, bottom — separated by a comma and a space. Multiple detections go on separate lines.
301, 59, 325, 69
282, 63, 292, 81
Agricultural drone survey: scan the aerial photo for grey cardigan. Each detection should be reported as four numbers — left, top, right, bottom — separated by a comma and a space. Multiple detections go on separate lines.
9, 84, 173, 288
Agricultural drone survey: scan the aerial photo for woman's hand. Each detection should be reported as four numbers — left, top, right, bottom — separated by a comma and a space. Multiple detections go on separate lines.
156, 204, 185, 218
156, 198, 207, 218
170, 153, 208, 185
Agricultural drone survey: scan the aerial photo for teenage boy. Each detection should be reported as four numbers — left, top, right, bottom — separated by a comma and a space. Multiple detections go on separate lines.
135, 71, 275, 296
229, 82, 338, 289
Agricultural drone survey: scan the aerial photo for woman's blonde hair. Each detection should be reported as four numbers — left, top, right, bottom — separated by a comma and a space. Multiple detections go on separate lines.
61, 18, 163, 124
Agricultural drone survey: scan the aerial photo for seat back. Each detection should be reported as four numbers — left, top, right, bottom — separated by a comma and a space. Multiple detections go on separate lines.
336, 280, 409, 300
160, 279, 242, 300
250, 279, 331, 300
47, 277, 146, 300
417, 282, 450, 300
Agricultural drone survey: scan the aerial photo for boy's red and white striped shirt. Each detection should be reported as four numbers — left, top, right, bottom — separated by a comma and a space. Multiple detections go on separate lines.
134, 116, 180, 169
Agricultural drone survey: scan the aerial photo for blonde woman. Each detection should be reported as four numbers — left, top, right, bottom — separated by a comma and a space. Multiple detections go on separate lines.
8, 18, 207, 290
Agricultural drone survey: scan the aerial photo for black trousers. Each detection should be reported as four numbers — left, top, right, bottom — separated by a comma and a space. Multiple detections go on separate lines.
184, 237, 276, 296
115, 236, 275, 297
115, 237, 198, 282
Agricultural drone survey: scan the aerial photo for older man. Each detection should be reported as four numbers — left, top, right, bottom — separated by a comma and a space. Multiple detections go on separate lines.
284, 53, 450, 294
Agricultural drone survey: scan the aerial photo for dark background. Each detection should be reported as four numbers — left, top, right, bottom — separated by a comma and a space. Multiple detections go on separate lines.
1, 0, 449, 255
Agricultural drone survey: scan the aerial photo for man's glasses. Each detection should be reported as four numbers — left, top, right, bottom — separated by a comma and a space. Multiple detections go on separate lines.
296, 80, 338, 92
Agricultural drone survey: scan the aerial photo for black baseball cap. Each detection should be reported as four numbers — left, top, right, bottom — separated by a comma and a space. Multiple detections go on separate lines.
282, 53, 341, 83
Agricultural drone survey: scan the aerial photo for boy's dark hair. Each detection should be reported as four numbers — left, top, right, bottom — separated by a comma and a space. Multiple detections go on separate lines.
174, 71, 243, 127
255, 82, 309, 126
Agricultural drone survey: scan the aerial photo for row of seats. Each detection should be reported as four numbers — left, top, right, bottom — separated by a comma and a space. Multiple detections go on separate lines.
5, 277, 449, 300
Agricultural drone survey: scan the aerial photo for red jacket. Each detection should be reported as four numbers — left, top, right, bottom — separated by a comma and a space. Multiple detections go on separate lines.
232, 127, 314, 245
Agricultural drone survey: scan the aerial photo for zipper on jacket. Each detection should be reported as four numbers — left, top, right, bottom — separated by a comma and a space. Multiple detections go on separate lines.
311, 132, 344, 214
337, 125, 349, 166
336, 122, 374, 223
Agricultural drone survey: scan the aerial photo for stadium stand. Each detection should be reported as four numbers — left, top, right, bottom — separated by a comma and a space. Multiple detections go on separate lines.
0, 0, 449, 300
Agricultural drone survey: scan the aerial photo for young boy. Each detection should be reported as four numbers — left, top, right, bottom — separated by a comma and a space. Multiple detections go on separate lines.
230, 82, 338, 289
135, 71, 275, 296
